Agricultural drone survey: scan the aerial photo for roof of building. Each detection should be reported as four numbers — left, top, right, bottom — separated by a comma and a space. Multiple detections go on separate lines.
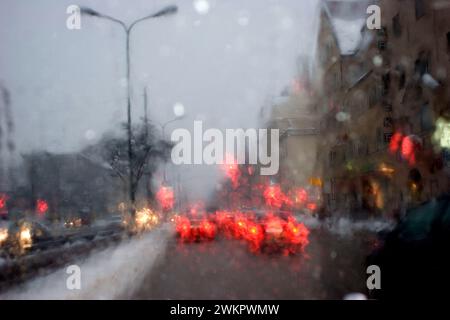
322, 0, 375, 56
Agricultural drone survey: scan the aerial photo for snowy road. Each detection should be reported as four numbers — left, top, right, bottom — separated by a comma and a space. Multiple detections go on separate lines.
0, 227, 170, 299
0, 218, 391, 300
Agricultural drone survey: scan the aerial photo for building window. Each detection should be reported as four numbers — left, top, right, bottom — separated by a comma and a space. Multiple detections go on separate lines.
393, 14, 402, 37
415, 0, 425, 19
399, 71, 406, 89
329, 150, 337, 165
443, 149, 450, 168
377, 27, 387, 51
384, 132, 393, 145
384, 117, 393, 128
331, 179, 337, 201
347, 141, 354, 159
415, 52, 429, 76
377, 40, 387, 51
395, 65, 406, 89
420, 103, 434, 132
447, 32, 450, 52
382, 72, 391, 96
358, 138, 369, 156
369, 85, 381, 107
376, 128, 383, 148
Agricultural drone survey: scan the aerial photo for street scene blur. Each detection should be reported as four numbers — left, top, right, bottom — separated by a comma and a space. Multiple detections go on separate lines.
1, 0, 450, 300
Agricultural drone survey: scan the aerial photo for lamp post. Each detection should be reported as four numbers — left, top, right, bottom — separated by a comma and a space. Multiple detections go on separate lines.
81, 5, 178, 215
156, 111, 185, 183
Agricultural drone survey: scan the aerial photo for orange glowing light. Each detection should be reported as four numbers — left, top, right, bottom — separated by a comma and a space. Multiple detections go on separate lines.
306, 202, 317, 211
379, 163, 395, 176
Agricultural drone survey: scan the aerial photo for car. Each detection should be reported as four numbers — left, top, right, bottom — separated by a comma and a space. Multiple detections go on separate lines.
175, 214, 217, 242
214, 210, 309, 255
257, 214, 310, 255
0, 218, 54, 256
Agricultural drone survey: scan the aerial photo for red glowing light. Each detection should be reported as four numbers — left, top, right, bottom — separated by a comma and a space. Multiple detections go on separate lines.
176, 216, 191, 240
263, 184, 291, 208
294, 188, 308, 205
401, 136, 416, 165
156, 186, 174, 211
264, 185, 282, 208
36, 199, 48, 215
199, 219, 216, 239
221, 155, 241, 189
389, 132, 421, 166
0, 194, 7, 209
389, 132, 403, 154
0, 193, 8, 215
244, 221, 264, 252
284, 216, 310, 249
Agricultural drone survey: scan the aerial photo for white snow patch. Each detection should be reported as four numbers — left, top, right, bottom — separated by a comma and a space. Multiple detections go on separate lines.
331, 18, 366, 55
0, 228, 170, 300
325, 217, 394, 237
299, 215, 321, 229
422, 73, 440, 89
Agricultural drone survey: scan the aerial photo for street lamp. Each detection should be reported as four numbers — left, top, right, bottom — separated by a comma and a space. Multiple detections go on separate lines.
155, 104, 186, 183
81, 5, 178, 214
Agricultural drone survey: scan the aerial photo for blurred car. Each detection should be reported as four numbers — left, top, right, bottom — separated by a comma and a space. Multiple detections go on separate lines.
64, 217, 83, 229
175, 214, 217, 242
367, 194, 450, 299
257, 214, 309, 255
0, 218, 53, 256
0, 221, 9, 247
214, 211, 310, 255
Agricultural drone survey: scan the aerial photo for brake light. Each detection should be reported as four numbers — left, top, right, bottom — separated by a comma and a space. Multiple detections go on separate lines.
199, 219, 216, 239
284, 217, 309, 249
176, 216, 191, 239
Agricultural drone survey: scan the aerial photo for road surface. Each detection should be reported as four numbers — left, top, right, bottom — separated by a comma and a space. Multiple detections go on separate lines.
1, 222, 382, 299
131, 228, 375, 299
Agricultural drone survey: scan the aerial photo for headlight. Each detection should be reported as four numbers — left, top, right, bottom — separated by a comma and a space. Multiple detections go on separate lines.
0, 228, 8, 245
19, 225, 32, 250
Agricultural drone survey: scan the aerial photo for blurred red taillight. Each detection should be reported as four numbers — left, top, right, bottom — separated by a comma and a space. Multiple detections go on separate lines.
199, 219, 216, 239
176, 216, 191, 239
284, 217, 309, 248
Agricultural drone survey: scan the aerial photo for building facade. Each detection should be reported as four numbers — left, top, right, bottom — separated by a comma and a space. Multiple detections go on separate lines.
316, 0, 450, 218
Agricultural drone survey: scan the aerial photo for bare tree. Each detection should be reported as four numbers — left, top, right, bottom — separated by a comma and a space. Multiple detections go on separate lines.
90, 122, 172, 212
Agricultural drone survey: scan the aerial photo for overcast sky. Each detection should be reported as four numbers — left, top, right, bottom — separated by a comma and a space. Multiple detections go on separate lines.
0, 0, 320, 199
